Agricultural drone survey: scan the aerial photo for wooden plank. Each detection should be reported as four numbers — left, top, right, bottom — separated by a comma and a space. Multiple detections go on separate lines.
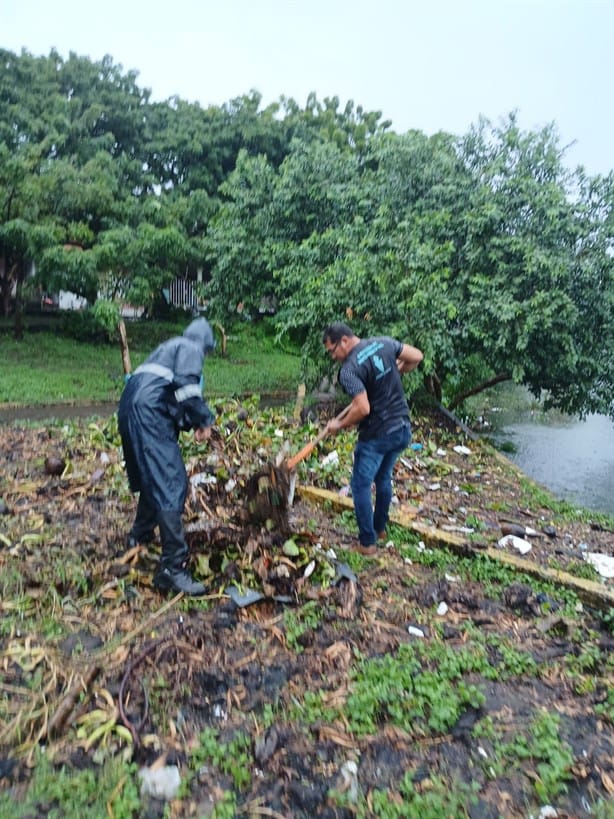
296, 485, 614, 611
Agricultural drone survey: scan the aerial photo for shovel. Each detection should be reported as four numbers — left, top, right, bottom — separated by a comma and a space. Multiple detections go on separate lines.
245, 405, 352, 525
286, 404, 352, 470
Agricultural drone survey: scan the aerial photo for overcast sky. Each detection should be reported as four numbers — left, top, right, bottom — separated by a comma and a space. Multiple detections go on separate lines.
2, 0, 612, 176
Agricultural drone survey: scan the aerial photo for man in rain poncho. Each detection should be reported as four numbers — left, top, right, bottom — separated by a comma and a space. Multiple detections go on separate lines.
118, 318, 216, 595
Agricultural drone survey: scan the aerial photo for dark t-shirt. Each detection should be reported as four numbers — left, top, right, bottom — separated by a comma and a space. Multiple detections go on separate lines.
338, 336, 410, 440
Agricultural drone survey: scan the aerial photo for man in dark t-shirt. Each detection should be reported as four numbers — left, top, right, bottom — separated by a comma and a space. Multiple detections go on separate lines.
323, 322, 423, 555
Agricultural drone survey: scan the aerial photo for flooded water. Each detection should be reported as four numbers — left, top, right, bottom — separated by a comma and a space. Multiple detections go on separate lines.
0, 394, 297, 425
496, 414, 614, 515
0, 402, 119, 423
474, 387, 614, 516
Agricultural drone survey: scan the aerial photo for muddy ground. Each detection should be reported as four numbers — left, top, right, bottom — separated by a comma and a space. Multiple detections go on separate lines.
0, 404, 613, 818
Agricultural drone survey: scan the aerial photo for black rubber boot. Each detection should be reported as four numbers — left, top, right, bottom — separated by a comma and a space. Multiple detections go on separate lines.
153, 565, 207, 595
153, 511, 206, 596
127, 493, 157, 549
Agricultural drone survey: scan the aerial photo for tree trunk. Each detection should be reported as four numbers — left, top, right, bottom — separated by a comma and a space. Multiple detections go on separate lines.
13, 264, 24, 340
0, 256, 9, 318
449, 372, 511, 410
424, 373, 442, 403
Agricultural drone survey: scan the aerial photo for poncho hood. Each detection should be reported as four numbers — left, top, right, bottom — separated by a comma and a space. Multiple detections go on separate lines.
183, 318, 216, 355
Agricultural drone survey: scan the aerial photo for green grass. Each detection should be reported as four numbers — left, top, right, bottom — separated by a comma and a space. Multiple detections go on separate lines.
0, 752, 142, 818
0, 320, 302, 405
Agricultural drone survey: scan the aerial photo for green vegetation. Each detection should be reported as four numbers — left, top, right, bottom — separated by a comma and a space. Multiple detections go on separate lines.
1, 48, 612, 419
283, 600, 324, 653
366, 773, 479, 819
346, 642, 486, 736
1, 411, 612, 816
1, 43, 612, 805
186, 728, 252, 791
0, 320, 301, 405
480, 711, 574, 803
0, 752, 141, 818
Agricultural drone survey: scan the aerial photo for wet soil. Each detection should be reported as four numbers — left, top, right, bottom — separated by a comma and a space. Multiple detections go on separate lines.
0, 407, 613, 818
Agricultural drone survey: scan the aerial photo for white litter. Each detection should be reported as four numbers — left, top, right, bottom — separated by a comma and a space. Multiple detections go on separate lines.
436, 602, 448, 616
453, 445, 472, 455
407, 626, 425, 638
213, 704, 228, 721
338, 760, 359, 803
427, 482, 441, 491
139, 765, 181, 801
321, 450, 339, 466
584, 552, 614, 578
442, 524, 475, 534
498, 534, 532, 554
303, 560, 316, 578
190, 472, 217, 486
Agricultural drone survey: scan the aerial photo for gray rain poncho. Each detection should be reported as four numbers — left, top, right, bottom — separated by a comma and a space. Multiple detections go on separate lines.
118, 318, 215, 511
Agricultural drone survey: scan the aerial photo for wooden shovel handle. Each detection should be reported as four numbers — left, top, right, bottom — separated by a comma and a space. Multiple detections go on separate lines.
286, 405, 352, 470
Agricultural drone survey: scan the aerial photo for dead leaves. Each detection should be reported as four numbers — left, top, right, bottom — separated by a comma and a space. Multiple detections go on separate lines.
1, 411, 613, 816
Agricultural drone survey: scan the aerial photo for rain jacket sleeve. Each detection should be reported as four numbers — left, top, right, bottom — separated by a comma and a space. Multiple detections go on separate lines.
172, 344, 214, 431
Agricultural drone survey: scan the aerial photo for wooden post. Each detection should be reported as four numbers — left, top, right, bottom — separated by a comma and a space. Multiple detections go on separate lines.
294, 383, 306, 423
118, 319, 132, 376
212, 321, 227, 356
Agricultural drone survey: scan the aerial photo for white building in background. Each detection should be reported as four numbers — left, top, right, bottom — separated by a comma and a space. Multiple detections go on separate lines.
58, 290, 88, 311
28, 256, 205, 315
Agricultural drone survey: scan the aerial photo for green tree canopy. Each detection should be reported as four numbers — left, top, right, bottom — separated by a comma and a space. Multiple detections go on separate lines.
1, 48, 612, 419
205, 115, 614, 419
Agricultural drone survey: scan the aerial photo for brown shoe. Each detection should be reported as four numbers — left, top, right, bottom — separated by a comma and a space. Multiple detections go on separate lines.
355, 543, 378, 556
377, 531, 387, 541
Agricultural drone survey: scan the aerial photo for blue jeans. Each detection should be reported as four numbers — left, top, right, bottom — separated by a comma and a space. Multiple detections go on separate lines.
351, 423, 411, 546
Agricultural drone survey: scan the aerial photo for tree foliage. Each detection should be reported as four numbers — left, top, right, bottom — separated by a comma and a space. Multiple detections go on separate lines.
0, 48, 612, 418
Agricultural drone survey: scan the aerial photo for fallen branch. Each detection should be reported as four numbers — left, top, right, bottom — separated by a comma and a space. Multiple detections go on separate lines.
47, 664, 101, 740
118, 638, 170, 745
